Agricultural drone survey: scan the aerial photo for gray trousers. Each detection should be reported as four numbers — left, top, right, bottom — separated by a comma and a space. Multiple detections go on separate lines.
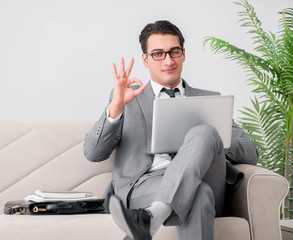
128, 124, 226, 240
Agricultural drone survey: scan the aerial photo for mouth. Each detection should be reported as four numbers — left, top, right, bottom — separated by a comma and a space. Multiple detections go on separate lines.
163, 67, 176, 73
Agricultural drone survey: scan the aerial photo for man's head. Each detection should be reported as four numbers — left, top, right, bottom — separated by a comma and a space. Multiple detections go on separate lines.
139, 20, 186, 88
139, 20, 185, 53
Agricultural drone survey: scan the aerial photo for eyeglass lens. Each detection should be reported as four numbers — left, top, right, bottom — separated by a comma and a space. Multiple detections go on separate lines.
151, 49, 183, 61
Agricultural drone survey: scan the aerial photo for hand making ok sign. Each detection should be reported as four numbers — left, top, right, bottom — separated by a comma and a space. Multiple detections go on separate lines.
108, 58, 146, 119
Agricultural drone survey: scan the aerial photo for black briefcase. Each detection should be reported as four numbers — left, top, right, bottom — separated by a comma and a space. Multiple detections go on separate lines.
4, 199, 105, 215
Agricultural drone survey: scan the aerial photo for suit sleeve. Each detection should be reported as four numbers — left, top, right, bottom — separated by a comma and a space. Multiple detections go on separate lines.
225, 120, 258, 165
84, 91, 124, 162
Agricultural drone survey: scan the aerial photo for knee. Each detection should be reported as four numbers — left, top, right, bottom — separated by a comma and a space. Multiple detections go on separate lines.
187, 124, 216, 136
183, 124, 224, 156
186, 124, 222, 144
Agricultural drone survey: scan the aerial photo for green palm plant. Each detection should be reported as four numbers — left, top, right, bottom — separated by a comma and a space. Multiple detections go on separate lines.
203, 0, 293, 218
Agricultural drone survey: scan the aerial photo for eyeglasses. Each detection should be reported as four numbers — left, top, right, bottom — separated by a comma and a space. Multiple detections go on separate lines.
145, 48, 183, 61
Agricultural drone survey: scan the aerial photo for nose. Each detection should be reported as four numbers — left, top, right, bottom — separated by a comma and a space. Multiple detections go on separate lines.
164, 53, 175, 64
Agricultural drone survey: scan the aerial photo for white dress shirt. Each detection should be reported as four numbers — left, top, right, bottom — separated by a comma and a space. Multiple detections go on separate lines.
107, 79, 186, 172
148, 79, 186, 171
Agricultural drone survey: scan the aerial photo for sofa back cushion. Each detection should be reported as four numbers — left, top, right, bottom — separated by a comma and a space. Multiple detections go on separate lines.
0, 120, 112, 211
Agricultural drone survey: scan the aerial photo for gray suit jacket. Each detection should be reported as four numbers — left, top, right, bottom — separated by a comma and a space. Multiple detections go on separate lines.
84, 80, 258, 207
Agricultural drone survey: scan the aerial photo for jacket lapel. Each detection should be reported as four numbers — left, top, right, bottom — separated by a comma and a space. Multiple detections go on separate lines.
136, 81, 154, 152
184, 79, 203, 97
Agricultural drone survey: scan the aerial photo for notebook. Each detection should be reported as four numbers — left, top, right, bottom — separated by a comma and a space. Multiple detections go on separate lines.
151, 95, 234, 154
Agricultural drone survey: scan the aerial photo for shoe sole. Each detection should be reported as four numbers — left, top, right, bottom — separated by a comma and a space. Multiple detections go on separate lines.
109, 196, 134, 240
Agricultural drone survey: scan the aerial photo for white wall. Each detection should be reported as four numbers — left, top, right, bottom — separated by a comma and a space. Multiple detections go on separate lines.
0, 0, 291, 120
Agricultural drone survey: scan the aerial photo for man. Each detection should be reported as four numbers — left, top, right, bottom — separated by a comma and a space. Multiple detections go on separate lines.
84, 20, 258, 240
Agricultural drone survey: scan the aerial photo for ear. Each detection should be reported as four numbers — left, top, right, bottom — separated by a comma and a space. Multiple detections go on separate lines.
142, 53, 149, 68
182, 48, 186, 62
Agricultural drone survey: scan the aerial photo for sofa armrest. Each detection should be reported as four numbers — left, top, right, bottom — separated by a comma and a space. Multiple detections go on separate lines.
229, 164, 288, 240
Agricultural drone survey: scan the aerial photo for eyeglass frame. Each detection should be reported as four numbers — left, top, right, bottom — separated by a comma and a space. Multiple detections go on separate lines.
144, 47, 184, 61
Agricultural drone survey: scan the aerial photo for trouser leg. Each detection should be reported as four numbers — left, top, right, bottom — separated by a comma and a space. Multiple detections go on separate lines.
154, 124, 226, 221
128, 168, 166, 209
128, 175, 217, 240
128, 124, 226, 239
176, 182, 215, 240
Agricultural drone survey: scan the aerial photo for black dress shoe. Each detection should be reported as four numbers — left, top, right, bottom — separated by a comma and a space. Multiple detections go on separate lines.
109, 195, 152, 240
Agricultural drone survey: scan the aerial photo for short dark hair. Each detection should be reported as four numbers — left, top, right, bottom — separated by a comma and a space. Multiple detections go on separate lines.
139, 20, 185, 53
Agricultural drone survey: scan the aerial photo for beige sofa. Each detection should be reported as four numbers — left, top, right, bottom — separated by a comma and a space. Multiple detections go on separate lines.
0, 119, 288, 240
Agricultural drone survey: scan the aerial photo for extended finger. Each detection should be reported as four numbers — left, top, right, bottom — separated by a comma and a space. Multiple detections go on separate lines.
119, 57, 125, 78
112, 63, 118, 80
125, 58, 134, 79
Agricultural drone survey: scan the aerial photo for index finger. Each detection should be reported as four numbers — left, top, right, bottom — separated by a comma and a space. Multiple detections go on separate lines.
119, 57, 125, 78
112, 63, 118, 80
125, 58, 134, 79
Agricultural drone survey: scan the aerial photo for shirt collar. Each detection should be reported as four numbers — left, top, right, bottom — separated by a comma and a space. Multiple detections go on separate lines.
151, 79, 185, 98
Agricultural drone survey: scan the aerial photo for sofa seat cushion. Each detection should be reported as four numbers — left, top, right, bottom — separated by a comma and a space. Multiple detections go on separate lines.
0, 213, 176, 240
0, 214, 249, 240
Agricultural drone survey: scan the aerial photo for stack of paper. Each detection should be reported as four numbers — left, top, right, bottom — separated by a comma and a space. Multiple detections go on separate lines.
25, 190, 98, 202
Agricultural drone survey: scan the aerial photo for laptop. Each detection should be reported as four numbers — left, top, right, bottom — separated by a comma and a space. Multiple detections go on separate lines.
151, 95, 234, 154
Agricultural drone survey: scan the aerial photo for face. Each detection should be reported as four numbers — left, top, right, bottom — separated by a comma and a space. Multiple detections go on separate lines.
142, 34, 185, 88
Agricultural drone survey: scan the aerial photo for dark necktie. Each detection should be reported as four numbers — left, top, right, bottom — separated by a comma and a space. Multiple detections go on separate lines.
161, 87, 180, 98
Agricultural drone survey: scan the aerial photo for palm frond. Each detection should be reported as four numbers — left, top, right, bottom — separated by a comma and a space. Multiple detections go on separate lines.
246, 71, 286, 108
235, 0, 280, 64
203, 35, 287, 112
203, 37, 273, 73
238, 97, 286, 174
279, 8, 293, 30
280, 28, 293, 88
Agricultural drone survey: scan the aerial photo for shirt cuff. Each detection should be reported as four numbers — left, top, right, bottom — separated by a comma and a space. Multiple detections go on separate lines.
107, 107, 122, 124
